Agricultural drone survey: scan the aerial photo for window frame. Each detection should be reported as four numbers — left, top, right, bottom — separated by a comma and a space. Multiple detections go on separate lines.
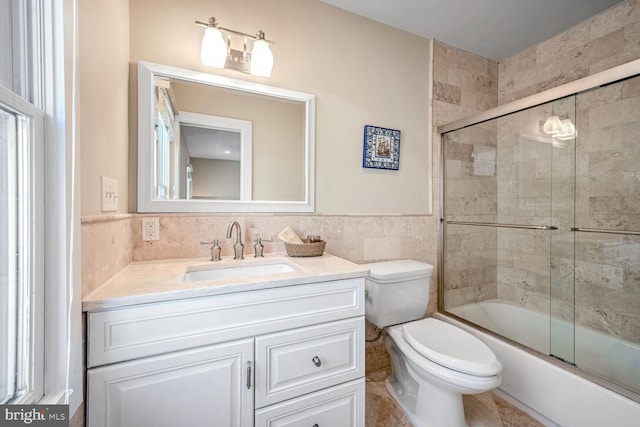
1, 0, 75, 407
0, 80, 46, 405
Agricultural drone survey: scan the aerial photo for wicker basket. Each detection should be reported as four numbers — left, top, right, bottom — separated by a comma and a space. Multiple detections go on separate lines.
284, 239, 326, 257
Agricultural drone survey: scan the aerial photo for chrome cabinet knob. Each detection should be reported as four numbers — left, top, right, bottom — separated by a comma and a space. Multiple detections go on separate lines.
312, 356, 321, 367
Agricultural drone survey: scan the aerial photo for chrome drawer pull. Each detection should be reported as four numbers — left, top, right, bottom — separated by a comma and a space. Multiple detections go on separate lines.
313, 424, 319, 427
312, 356, 322, 367
246, 361, 252, 389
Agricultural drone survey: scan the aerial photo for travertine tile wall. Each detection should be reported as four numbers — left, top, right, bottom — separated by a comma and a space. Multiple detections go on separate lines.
493, 99, 575, 318
433, 41, 499, 309
432, 42, 498, 125
81, 214, 435, 294
572, 76, 640, 343
495, 0, 640, 343
441, 123, 499, 308
81, 215, 134, 297
499, 0, 640, 104
491, 74, 640, 344
442, 0, 640, 346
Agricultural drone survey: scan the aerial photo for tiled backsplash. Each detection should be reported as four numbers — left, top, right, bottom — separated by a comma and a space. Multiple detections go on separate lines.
82, 213, 437, 293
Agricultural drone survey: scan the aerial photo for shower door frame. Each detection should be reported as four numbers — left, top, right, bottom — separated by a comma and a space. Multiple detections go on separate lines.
437, 58, 640, 402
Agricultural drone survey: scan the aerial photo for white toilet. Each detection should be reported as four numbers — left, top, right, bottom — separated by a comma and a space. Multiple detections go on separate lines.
364, 260, 502, 427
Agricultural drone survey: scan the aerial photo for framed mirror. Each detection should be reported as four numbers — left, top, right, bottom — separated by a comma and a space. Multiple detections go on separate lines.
138, 61, 315, 212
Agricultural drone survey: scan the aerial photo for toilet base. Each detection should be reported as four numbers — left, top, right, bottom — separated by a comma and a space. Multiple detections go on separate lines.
384, 375, 470, 427
385, 333, 472, 427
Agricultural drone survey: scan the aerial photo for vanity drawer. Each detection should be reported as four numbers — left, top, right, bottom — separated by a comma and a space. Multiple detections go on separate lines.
255, 317, 364, 408
88, 278, 364, 367
255, 378, 364, 427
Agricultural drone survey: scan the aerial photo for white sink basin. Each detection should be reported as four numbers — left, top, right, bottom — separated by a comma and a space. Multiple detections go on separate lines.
184, 261, 297, 282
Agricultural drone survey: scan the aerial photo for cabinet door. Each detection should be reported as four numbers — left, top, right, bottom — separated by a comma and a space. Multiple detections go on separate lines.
87, 339, 253, 427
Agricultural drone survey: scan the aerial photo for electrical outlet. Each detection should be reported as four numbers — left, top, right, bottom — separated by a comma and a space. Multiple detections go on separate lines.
101, 176, 118, 212
142, 217, 160, 241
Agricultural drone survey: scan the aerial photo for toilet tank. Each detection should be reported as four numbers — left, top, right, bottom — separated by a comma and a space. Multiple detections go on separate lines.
363, 260, 433, 328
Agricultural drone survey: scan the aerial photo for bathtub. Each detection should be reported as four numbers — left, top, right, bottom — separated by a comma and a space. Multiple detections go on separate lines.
435, 300, 640, 427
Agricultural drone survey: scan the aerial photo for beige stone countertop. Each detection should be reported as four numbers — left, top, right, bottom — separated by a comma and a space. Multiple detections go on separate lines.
83, 253, 369, 312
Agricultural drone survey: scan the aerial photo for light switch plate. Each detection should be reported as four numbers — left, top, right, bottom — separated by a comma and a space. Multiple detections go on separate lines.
101, 176, 118, 212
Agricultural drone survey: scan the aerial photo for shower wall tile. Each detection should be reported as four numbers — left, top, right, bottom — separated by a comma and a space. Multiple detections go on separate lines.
575, 71, 640, 342
577, 292, 640, 344
499, 0, 640, 104
441, 103, 499, 288
433, 40, 498, 128
589, 95, 640, 130
576, 260, 624, 291
442, 0, 640, 348
445, 283, 498, 309
434, 81, 461, 105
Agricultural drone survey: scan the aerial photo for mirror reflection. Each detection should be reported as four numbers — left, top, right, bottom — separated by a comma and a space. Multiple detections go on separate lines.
181, 122, 244, 201
138, 61, 316, 213
155, 77, 304, 201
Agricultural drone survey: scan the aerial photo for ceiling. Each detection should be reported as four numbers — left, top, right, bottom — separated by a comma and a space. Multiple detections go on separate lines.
181, 125, 241, 161
320, 0, 625, 60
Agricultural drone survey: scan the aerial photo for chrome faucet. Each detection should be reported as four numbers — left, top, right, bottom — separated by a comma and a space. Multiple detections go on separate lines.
226, 221, 244, 259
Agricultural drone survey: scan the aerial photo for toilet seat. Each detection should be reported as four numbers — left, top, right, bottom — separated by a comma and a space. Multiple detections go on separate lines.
402, 318, 501, 377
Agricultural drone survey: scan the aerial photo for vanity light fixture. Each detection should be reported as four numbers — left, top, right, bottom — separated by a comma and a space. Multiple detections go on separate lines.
196, 17, 274, 77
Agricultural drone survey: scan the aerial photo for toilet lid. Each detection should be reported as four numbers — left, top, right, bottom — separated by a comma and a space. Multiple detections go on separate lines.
402, 318, 502, 377
365, 260, 433, 283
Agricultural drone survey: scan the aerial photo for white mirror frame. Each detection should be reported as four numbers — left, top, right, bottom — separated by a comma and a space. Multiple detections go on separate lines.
138, 61, 316, 213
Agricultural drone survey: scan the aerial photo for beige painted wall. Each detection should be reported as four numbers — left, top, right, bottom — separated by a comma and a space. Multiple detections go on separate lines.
79, 0, 432, 215
190, 158, 241, 199
79, 0, 130, 216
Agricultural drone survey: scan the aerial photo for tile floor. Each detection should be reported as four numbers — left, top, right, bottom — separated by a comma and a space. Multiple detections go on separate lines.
366, 368, 544, 427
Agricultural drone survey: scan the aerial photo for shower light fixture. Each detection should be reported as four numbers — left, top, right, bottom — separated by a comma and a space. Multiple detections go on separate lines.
196, 17, 274, 77
543, 115, 576, 140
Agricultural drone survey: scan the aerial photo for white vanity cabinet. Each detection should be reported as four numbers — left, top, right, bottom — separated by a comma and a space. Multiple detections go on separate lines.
86, 278, 365, 427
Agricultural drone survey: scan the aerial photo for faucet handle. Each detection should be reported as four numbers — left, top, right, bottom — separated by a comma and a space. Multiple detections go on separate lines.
200, 239, 222, 261
253, 236, 273, 258
254, 236, 273, 244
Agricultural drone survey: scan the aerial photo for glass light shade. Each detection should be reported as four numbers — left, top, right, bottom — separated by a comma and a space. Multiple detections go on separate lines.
542, 115, 563, 135
250, 39, 274, 77
201, 27, 227, 68
543, 116, 576, 140
556, 119, 577, 140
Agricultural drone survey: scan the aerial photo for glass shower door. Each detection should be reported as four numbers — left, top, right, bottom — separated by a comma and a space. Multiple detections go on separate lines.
548, 96, 577, 366
571, 75, 640, 394
441, 70, 640, 397
442, 97, 578, 361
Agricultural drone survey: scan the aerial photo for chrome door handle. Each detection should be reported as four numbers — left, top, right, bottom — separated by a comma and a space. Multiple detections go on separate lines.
246, 361, 252, 389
